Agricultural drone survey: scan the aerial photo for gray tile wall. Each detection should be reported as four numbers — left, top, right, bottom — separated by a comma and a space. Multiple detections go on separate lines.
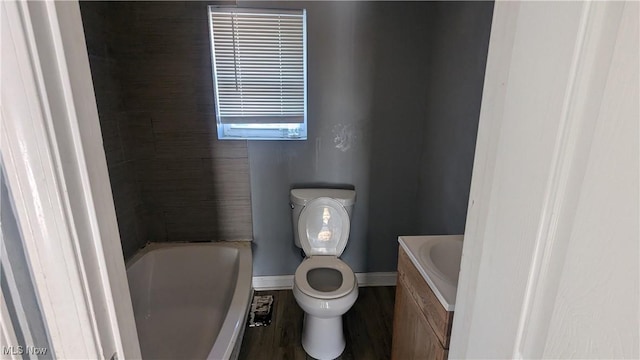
80, 1, 252, 259
80, 2, 147, 259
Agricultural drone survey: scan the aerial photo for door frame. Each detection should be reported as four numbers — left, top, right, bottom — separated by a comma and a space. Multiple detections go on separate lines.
3, 0, 636, 358
1, 1, 140, 358
450, 1, 637, 358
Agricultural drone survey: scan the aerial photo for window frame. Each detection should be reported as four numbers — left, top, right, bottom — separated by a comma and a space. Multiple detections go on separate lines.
208, 6, 308, 140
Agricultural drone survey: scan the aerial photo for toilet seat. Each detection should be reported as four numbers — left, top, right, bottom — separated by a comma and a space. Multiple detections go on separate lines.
294, 256, 356, 300
298, 197, 350, 256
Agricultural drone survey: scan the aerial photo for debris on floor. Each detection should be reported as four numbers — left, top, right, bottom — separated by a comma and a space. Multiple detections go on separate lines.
247, 294, 274, 327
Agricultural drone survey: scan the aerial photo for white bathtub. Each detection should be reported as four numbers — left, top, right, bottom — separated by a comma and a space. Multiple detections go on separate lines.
126, 242, 252, 360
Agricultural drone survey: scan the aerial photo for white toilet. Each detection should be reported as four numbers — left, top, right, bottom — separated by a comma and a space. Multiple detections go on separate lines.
290, 188, 358, 360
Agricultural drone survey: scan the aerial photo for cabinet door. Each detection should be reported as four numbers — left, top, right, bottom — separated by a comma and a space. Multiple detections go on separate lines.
392, 278, 447, 360
397, 247, 453, 347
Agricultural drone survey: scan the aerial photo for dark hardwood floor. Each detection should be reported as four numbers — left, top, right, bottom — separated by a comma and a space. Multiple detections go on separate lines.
238, 286, 396, 360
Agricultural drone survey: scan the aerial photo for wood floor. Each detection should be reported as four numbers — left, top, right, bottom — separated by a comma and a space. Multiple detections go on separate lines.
238, 286, 396, 360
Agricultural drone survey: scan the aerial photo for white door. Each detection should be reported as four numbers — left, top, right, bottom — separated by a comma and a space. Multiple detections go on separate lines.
451, 1, 638, 359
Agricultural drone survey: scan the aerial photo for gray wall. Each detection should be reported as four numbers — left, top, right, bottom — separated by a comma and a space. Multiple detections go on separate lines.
417, 2, 494, 234
249, 1, 493, 276
80, 1, 493, 272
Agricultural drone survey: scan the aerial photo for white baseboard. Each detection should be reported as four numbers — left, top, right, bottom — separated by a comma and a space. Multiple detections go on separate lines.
252, 272, 397, 291
252, 275, 293, 291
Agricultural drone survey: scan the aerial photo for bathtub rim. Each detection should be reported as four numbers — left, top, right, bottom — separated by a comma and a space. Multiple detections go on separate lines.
125, 241, 253, 360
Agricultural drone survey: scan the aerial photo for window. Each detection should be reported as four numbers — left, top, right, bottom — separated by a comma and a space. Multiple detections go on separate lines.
208, 7, 307, 140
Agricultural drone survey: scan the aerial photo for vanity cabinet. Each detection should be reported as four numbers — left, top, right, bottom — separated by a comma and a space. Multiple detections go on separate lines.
391, 247, 454, 360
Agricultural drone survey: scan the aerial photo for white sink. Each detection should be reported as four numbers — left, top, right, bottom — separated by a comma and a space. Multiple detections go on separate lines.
420, 237, 463, 285
398, 235, 463, 311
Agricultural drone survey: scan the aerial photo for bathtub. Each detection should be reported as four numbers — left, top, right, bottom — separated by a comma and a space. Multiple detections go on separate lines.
126, 242, 253, 360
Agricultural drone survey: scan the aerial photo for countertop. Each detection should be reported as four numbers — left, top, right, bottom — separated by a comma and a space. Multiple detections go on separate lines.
398, 235, 463, 311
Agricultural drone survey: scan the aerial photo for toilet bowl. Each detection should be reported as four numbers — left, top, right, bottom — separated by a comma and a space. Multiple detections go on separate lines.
290, 189, 359, 360
293, 257, 358, 359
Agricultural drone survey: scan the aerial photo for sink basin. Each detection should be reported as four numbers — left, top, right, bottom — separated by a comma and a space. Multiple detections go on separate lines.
398, 235, 463, 310
420, 237, 463, 285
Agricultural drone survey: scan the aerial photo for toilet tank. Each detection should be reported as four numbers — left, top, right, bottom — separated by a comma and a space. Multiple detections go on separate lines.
290, 188, 356, 249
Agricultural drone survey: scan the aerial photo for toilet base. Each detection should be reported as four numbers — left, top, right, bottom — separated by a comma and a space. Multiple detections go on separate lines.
301, 314, 345, 360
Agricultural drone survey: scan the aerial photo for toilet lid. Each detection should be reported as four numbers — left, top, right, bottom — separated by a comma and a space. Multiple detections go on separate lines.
294, 256, 356, 299
298, 197, 350, 256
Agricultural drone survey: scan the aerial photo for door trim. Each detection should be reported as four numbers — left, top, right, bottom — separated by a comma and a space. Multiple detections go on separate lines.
1, 1, 140, 358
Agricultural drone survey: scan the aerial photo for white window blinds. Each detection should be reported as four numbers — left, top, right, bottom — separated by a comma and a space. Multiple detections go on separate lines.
208, 7, 307, 128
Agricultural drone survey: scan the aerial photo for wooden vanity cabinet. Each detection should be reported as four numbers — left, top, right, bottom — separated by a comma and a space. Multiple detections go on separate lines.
391, 247, 454, 360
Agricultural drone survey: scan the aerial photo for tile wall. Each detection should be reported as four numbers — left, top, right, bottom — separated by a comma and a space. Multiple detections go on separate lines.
80, 1, 252, 259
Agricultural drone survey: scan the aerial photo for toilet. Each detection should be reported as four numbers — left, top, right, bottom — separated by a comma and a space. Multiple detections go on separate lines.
290, 188, 358, 360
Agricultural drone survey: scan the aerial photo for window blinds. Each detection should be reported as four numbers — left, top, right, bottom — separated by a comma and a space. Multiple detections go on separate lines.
209, 8, 306, 125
